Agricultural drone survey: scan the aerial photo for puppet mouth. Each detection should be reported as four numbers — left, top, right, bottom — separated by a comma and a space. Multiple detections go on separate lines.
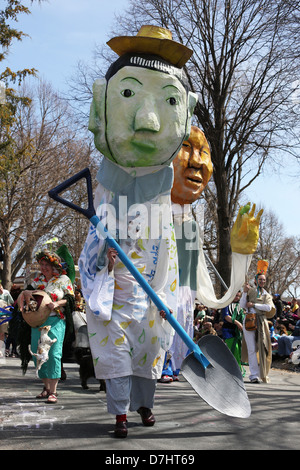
185, 170, 203, 186
187, 177, 202, 183
131, 138, 157, 153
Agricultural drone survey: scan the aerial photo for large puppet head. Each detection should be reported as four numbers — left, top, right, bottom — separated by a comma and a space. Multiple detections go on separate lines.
88, 25, 198, 167
171, 126, 213, 205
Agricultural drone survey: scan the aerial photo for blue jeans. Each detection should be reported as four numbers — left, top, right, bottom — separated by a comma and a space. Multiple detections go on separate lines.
277, 335, 300, 356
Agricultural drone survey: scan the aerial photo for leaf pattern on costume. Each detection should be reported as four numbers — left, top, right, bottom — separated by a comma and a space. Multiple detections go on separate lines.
112, 303, 124, 310
114, 281, 122, 290
151, 336, 157, 344
89, 332, 97, 338
100, 335, 108, 346
115, 261, 125, 269
131, 251, 142, 259
93, 357, 99, 365
138, 329, 145, 344
149, 320, 154, 328
137, 239, 146, 251
114, 334, 125, 346
103, 320, 111, 326
120, 321, 132, 329
152, 355, 161, 367
138, 353, 147, 366
170, 279, 177, 292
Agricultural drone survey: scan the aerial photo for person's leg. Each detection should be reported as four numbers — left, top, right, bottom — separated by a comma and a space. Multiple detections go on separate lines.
280, 335, 295, 356
105, 376, 132, 438
130, 376, 156, 426
35, 317, 65, 402
243, 327, 260, 381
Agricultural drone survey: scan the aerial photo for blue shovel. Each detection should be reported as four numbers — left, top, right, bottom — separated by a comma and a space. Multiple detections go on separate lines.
49, 168, 251, 418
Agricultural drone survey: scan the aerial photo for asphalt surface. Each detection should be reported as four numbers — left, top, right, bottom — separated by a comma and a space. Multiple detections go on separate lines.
1, 356, 300, 453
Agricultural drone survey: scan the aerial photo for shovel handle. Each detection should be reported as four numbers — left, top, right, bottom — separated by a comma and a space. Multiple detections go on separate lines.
49, 168, 210, 369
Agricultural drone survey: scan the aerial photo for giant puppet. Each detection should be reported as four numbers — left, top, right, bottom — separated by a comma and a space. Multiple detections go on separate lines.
162, 126, 263, 377
78, 26, 261, 438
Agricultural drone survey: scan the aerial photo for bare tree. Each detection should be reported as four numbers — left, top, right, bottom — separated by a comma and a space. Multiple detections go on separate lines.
248, 208, 300, 296
0, 81, 94, 287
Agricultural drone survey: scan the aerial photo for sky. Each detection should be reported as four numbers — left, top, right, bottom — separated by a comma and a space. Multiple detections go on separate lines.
4, 0, 300, 239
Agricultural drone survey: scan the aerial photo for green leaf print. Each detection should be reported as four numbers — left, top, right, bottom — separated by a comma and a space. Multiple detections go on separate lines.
138, 353, 147, 366
138, 329, 145, 344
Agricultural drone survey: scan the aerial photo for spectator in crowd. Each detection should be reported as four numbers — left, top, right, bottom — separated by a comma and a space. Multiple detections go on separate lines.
273, 294, 283, 321
194, 301, 206, 321
291, 298, 299, 320
276, 319, 300, 358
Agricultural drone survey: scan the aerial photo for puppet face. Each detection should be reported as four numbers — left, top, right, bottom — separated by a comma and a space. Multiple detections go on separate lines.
171, 126, 213, 205
90, 66, 197, 167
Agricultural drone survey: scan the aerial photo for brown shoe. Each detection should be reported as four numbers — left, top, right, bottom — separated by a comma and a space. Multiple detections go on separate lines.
114, 420, 128, 438
36, 387, 50, 399
137, 407, 156, 426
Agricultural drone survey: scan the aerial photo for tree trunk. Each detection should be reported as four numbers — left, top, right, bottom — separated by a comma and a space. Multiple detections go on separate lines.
215, 171, 232, 295
1, 246, 12, 290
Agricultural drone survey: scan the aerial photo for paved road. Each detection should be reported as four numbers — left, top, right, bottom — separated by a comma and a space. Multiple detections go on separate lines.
1, 356, 299, 452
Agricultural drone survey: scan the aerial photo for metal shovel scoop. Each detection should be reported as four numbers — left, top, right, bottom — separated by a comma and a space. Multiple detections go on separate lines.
49, 168, 251, 418
182, 335, 251, 418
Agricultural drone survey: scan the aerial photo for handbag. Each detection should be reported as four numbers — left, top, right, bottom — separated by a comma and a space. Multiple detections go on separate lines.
245, 313, 257, 331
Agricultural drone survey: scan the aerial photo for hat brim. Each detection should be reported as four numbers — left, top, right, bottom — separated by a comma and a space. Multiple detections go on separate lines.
107, 36, 193, 68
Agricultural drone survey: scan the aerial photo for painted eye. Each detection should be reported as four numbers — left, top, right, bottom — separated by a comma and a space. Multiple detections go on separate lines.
121, 89, 135, 98
182, 141, 191, 148
167, 97, 177, 105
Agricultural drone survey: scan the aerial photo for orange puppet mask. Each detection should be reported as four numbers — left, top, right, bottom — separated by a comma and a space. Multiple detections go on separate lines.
171, 126, 213, 205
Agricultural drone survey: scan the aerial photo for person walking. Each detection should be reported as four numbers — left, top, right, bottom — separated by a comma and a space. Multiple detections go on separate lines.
16, 250, 75, 403
222, 291, 245, 376
241, 260, 275, 383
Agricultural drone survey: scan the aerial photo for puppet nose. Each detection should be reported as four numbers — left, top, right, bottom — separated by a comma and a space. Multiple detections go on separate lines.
134, 100, 160, 132
189, 148, 202, 167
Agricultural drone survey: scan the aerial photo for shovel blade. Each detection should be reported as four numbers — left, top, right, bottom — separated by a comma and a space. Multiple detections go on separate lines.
181, 335, 251, 418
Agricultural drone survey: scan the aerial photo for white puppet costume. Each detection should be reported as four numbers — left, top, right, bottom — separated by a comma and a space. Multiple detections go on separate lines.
169, 204, 253, 371
79, 160, 178, 382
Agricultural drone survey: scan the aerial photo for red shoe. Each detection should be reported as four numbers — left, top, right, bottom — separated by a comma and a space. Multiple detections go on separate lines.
137, 407, 156, 426
114, 421, 128, 438
114, 414, 128, 438
158, 375, 173, 383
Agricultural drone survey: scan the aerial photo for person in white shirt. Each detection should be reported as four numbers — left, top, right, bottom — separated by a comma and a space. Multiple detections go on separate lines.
240, 263, 275, 383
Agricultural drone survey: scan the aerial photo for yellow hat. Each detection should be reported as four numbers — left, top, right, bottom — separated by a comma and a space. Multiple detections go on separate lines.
107, 25, 193, 68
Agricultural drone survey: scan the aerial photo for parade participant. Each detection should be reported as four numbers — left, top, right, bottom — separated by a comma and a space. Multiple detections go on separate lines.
222, 291, 245, 376
160, 126, 212, 381
241, 260, 275, 383
161, 126, 262, 380
79, 26, 262, 438
17, 250, 75, 403
79, 25, 196, 438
